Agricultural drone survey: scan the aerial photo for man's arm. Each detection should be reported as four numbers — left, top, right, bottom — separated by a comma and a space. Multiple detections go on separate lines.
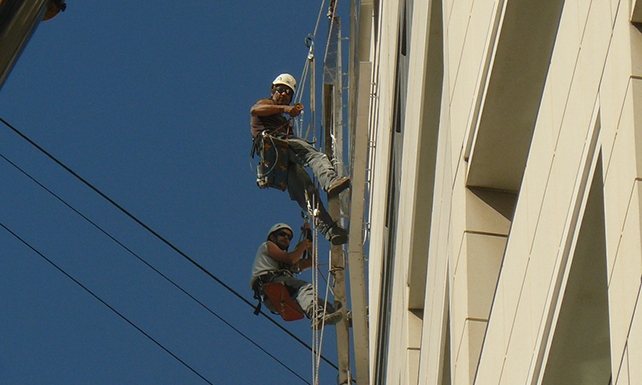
266, 239, 312, 266
251, 98, 302, 117
297, 257, 313, 272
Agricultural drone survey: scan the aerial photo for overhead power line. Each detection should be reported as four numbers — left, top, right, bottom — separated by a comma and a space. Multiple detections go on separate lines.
0, 221, 215, 385
0, 116, 338, 371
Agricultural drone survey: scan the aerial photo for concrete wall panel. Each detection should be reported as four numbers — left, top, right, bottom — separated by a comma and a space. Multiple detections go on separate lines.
627, 288, 642, 384
608, 181, 642, 367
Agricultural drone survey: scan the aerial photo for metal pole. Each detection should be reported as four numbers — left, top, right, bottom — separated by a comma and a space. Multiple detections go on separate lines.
324, 82, 351, 385
0, 0, 51, 89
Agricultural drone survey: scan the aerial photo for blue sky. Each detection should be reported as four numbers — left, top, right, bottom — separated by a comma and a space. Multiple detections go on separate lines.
0, 2, 348, 384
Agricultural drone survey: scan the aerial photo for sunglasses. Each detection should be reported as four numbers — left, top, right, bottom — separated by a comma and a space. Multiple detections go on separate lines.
274, 86, 293, 96
275, 231, 293, 240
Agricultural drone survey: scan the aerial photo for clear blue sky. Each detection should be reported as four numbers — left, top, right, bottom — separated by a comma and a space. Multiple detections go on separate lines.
0, 2, 348, 384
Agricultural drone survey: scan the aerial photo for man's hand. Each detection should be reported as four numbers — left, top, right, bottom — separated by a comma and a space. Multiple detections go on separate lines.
301, 222, 313, 241
284, 103, 303, 117
297, 238, 312, 250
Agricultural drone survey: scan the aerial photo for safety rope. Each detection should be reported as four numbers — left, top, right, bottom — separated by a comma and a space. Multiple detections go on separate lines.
304, 190, 338, 385
292, 0, 329, 142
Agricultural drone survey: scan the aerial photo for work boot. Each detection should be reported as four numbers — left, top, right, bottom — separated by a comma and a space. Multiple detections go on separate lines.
311, 309, 343, 329
327, 176, 351, 195
323, 223, 348, 245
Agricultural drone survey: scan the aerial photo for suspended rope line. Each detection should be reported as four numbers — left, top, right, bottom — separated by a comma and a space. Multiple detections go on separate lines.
295, 0, 326, 105
0, 116, 339, 372
307, 194, 321, 385
293, 0, 329, 141
294, 36, 315, 140
0, 221, 215, 385
314, 245, 335, 385
304, 191, 333, 385
0, 151, 310, 384
324, 0, 340, 69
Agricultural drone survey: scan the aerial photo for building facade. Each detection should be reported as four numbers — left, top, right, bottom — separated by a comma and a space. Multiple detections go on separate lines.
350, 0, 642, 383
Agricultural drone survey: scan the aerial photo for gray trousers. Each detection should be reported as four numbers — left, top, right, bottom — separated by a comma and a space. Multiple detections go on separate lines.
271, 275, 336, 319
285, 137, 338, 233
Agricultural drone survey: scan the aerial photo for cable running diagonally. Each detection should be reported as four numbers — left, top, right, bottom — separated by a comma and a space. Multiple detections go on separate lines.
0, 151, 310, 384
0, 221, 215, 385
0, 116, 338, 371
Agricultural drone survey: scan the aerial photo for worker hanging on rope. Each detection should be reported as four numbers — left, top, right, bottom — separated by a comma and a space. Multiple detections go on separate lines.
250, 73, 350, 245
251, 222, 343, 328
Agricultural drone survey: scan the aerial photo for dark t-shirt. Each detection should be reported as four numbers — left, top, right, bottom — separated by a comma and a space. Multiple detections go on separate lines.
250, 98, 290, 138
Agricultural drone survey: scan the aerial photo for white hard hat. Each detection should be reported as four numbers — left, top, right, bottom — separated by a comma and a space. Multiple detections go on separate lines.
272, 73, 296, 92
267, 223, 293, 240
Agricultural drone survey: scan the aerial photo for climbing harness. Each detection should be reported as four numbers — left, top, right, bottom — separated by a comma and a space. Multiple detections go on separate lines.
261, 281, 306, 321
252, 269, 305, 320
253, 132, 289, 191
251, 102, 306, 191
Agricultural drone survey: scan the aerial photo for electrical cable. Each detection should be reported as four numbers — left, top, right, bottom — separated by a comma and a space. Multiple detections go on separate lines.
0, 151, 311, 385
0, 116, 339, 371
0, 221, 215, 385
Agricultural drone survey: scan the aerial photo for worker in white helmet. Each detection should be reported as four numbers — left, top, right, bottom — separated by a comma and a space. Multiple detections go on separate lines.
250, 74, 350, 245
250, 222, 342, 329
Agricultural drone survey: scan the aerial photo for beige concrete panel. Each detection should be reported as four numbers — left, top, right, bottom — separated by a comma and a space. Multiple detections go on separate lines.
456, 0, 498, 164
553, 83, 593, 209
613, 348, 628, 385
495, 250, 530, 338
631, 23, 642, 78
452, 235, 469, 364
419, 263, 450, 384
467, 0, 497, 64
466, 320, 495, 385
418, 254, 450, 385
407, 309, 423, 350
575, 0, 592, 32
525, 244, 559, 344
445, 0, 454, 26
476, 287, 508, 384
522, 88, 555, 247
501, 292, 535, 385
600, 6, 633, 168
366, 8, 398, 337
548, 0, 582, 140
476, 254, 529, 382
627, 287, 642, 385
449, 74, 476, 160
632, 79, 642, 176
407, 348, 420, 385
465, 189, 512, 235
453, 319, 487, 385
527, 83, 556, 178
447, 0, 474, 102
506, 186, 532, 261
386, 283, 409, 384
466, 232, 506, 319
604, 85, 635, 267
532, 169, 563, 258
608, 183, 642, 363
562, 68, 595, 146
579, 0, 613, 109
452, 166, 469, 276
461, 0, 499, 125
417, 118, 457, 385
552, 154, 587, 230
453, 349, 469, 385
617, 0, 627, 25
